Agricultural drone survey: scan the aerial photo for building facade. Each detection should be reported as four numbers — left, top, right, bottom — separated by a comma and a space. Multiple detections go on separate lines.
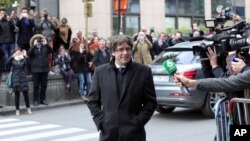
39, 0, 249, 38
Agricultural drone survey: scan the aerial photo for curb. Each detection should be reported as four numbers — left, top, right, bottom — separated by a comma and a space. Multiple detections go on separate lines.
0, 99, 86, 116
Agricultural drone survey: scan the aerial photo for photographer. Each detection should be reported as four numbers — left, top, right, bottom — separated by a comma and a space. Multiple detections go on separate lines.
133, 31, 152, 65
28, 34, 52, 106
36, 9, 56, 75
16, 8, 35, 51
36, 9, 56, 48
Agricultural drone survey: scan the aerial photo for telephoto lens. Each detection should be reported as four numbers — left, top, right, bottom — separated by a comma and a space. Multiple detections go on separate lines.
230, 38, 249, 50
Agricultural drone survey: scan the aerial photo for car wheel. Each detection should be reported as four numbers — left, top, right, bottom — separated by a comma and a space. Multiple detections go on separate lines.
202, 92, 226, 118
156, 105, 176, 113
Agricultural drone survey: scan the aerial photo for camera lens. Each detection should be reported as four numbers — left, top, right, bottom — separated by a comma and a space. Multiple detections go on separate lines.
230, 38, 249, 50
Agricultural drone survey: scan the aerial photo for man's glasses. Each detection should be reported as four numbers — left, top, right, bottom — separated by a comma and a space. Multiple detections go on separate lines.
115, 47, 132, 53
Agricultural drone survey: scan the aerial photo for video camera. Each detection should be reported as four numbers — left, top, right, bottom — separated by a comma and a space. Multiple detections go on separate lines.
205, 6, 233, 28
190, 6, 250, 61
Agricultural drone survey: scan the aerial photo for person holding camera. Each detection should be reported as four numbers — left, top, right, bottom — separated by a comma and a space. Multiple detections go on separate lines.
55, 18, 72, 52
36, 9, 56, 75
28, 34, 52, 106
8, 48, 32, 116
0, 8, 16, 72
36, 9, 56, 48
133, 31, 152, 65
71, 42, 92, 99
55, 45, 74, 91
16, 8, 35, 51
168, 31, 185, 46
152, 32, 169, 58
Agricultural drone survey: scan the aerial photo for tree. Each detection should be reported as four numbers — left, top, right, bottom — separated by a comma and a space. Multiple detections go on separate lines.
0, 0, 16, 8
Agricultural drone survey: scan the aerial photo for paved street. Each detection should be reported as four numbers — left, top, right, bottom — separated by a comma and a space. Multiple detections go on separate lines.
0, 104, 216, 141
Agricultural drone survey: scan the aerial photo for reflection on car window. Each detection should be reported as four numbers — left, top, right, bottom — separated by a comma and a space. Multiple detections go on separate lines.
154, 51, 194, 64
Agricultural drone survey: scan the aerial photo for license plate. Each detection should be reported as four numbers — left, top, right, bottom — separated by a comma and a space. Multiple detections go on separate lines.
153, 75, 169, 83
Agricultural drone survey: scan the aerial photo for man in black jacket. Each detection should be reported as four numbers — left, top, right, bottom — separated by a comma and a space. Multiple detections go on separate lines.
0, 8, 16, 71
16, 8, 35, 51
92, 39, 110, 67
152, 32, 169, 58
87, 35, 157, 141
28, 34, 52, 106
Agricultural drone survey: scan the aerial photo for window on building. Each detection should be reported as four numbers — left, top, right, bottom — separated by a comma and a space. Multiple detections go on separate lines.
211, 0, 228, 17
165, 0, 176, 14
165, 0, 204, 36
232, 0, 245, 18
193, 0, 204, 15
178, 0, 192, 15
211, 0, 245, 20
125, 0, 140, 35
112, 0, 140, 36
127, 0, 140, 13
178, 17, 191, 30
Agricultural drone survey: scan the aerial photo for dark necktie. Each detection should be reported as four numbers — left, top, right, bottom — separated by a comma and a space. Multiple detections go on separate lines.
102, 50, 106, 57
118, 67, 125, 75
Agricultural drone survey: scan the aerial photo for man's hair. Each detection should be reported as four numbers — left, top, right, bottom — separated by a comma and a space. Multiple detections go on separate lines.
0, 7, 6, 12
110, 35, 133, 53
21, 7, 28, 12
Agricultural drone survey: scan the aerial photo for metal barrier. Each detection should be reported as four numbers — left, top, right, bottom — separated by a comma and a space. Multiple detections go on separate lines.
228, 98, 250, 125
214, 97, 229, 141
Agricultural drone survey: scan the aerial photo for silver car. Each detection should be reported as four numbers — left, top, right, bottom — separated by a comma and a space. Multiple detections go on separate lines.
150, 41, 225, 118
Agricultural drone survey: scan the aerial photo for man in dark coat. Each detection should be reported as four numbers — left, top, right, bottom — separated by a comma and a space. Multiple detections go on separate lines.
152, 32, 169, 58
28, 34, 52, 106
0, 8, 16, 71
92, 39, 110, 67
16, 8, 35, 51
87, 35, 157, 141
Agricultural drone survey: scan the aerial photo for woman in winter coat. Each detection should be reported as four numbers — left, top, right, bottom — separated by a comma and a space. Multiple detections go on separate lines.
74, 42, 92, 99
8, 48, 32, 116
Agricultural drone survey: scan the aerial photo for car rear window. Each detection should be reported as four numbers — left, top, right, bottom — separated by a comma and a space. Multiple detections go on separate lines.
154, 50, 195, 64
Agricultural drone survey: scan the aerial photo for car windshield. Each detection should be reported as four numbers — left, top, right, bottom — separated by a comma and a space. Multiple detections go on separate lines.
154, 50, 194, 65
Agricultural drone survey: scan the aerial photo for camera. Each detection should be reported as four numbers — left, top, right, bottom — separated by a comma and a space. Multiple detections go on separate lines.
204, 6, 233, 30
190, 5, 250, 78
191, 18, 250, 60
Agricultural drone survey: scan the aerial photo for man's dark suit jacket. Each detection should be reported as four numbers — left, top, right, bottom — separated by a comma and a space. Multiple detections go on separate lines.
87, 61, 157, 141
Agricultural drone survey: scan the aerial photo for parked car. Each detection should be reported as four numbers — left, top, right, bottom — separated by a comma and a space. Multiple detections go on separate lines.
149, 41, 225, 118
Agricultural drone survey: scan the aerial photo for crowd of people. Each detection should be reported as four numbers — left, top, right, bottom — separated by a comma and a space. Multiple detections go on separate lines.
1, 5, 250, 141
0, 7, 206, 117
0, 7, 119, 116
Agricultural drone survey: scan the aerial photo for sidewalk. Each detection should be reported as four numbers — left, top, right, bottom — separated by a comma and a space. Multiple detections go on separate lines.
0, 99, 86, 116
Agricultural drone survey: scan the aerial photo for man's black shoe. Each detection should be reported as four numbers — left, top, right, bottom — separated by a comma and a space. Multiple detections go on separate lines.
34, 101, 38, 106
40, 100, 48, 105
